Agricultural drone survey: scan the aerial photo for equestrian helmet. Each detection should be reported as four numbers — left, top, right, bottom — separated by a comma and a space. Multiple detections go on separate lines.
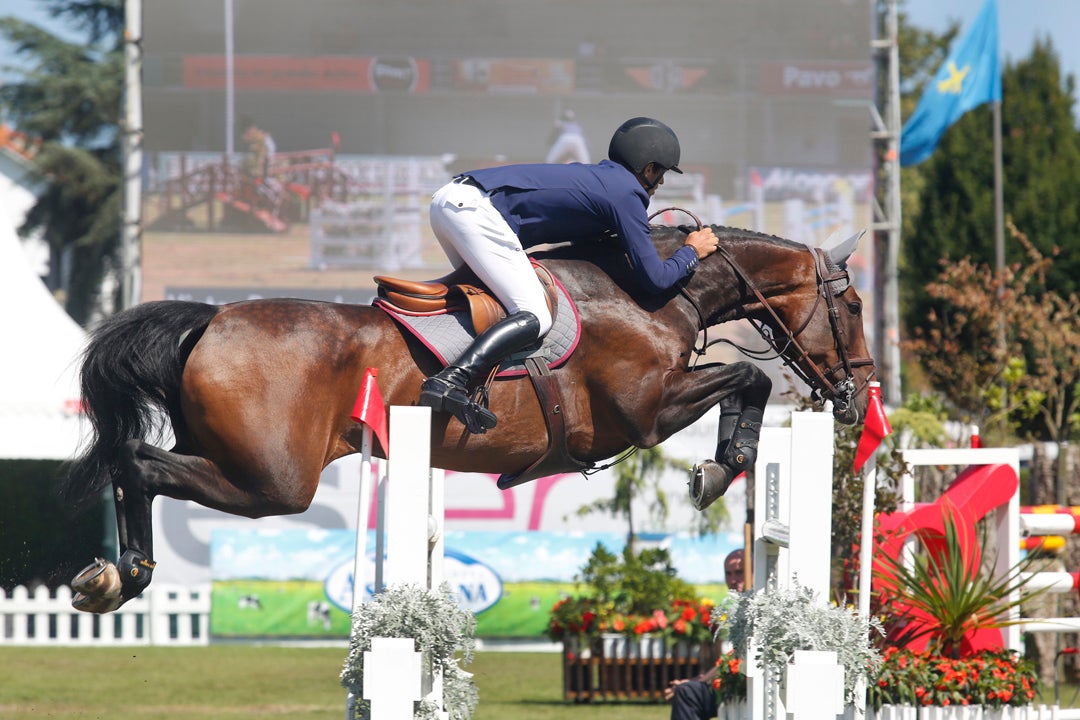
608, 117, 683, 175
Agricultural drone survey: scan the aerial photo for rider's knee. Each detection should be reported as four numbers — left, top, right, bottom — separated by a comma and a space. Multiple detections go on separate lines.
533, 306, 553, 336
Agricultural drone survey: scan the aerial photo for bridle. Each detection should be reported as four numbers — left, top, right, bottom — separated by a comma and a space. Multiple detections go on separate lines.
648, 207, 875, 416
701, 244, 875, 416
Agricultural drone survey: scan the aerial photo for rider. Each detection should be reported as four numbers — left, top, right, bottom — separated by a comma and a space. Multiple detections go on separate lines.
419, 116, 720, 434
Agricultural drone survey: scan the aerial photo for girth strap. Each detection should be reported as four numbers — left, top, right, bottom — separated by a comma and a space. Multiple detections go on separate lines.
496, 357, 590, 489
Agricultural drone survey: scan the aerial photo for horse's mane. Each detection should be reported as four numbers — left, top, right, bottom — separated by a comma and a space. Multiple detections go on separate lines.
532, 224, 808, 269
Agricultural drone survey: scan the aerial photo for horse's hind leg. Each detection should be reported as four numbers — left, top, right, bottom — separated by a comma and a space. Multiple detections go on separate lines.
73, 440, 174, 612
75, 439, 313, 613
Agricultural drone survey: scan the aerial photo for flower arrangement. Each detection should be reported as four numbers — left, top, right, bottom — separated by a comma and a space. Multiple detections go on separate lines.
545, 543, 716, 644
713, 650, 748, 704
341, 583, 478, 720
720, 580, 883, 703
868, 647, 1037, 709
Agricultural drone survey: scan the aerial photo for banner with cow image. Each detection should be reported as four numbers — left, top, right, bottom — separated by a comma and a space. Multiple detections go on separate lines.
209, 528, 737, 638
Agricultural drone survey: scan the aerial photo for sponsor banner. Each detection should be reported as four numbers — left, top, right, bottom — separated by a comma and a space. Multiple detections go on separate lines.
208, 528, 738, 638
182, 55, 430, 93
749, 166, 872, 203
450, 58, 575, 95
621, 60, 715, 94
758, 61, 873, 98
210, 528, 506, 637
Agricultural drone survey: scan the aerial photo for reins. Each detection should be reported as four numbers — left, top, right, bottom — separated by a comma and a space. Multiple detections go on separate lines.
649, 212, 874, 415
648, 207, 714, 361
711, 243, 874, 414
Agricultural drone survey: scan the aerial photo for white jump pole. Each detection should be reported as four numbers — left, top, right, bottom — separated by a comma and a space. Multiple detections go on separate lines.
347, 402, 446, 720
381, 406, 433, 588
749, 411, 838, 720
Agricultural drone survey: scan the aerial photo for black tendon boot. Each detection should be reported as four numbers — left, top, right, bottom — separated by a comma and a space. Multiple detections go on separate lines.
420, 311, 542, 434
689, 406, 764, 511
724, 406, 764, 470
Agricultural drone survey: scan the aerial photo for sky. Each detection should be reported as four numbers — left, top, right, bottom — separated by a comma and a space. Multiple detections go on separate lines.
903, 0, 1080, 84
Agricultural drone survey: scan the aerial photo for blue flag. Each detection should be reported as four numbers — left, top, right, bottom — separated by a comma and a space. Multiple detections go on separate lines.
900, 0, 1001, 166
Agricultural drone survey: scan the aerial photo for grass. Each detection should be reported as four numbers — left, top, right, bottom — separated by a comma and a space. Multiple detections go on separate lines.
1, 645, 1075, 719
0, 646, 664, 720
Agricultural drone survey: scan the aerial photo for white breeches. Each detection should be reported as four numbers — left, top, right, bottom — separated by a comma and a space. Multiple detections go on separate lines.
429, 181, 554, 336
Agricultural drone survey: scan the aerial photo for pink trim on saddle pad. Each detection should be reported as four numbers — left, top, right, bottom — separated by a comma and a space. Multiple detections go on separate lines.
373, 271, 581, 379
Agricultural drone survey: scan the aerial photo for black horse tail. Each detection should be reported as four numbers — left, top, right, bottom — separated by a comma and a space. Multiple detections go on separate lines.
61, 301, 221, 512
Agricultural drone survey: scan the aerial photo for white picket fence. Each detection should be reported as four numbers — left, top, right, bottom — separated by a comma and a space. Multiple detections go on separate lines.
0, 583, 211, 646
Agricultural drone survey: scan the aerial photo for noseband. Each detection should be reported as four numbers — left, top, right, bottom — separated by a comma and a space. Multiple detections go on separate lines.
701, 244, 875, 415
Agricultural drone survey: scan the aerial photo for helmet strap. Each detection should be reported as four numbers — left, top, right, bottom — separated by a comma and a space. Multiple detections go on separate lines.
639, 163, 664, 192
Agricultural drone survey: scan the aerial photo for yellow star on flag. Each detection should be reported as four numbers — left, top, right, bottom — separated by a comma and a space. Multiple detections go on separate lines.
936, 61, 970, 95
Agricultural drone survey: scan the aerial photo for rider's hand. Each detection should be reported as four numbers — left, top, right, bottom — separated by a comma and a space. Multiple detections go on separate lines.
663, 678, 688, 701
684, 227, 719, 260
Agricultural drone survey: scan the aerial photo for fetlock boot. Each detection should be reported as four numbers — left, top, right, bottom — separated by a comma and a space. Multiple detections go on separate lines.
689, 399, 744, 511
723, 406, 764, 471
420, 311, 542, 434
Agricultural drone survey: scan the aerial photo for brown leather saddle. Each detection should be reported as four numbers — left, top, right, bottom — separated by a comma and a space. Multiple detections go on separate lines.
373, 262, 590, 489
373, 264, 558, 335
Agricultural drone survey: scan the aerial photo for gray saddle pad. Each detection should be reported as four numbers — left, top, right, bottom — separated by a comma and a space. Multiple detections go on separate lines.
373, 278, 580, 378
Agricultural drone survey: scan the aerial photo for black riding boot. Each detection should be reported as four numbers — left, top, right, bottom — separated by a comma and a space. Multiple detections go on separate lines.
420, 311, 542, 434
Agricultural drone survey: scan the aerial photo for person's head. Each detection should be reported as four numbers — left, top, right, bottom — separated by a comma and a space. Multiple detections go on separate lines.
240, 117, 263, 142
607, 116, 683, 195
724, 548, 745, 593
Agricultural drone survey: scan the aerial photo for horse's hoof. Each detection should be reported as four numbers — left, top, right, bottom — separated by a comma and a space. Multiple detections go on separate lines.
71, 557, 123, 599
689, 460, 735, 511
72, 591, 124, 614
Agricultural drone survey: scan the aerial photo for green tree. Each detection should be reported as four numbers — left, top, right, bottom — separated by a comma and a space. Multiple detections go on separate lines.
0, 0, 124, 324
901, 40, 1080, 339
905, 224, 1080, 445
572, 446, 728, 552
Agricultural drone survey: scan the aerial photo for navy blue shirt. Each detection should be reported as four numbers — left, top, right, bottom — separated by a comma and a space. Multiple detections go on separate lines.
465, 160, 699, 294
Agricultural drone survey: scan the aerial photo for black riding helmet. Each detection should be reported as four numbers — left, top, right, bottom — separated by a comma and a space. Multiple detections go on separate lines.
607, 117, 684, 176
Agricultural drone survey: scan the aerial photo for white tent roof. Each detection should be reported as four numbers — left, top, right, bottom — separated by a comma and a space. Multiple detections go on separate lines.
0, 203, 89, 459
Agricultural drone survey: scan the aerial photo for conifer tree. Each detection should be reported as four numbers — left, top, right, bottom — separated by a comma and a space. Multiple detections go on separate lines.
0, 0, 123, 324
902, 40, 1080, 334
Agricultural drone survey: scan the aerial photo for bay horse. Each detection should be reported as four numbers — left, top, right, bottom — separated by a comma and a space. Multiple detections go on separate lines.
61, 224, 875, 613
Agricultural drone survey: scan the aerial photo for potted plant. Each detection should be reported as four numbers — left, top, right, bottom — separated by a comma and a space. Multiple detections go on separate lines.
548, 543, 720, 702
867, 509, 1048, 717
720, 580, 883, 709
341, 583, 478, 720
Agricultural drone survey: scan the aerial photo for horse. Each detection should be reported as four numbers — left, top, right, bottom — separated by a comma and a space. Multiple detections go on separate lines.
61, 223, 875, 613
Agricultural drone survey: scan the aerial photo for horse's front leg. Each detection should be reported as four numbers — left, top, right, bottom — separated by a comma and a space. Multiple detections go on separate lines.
652, 360, 772, 511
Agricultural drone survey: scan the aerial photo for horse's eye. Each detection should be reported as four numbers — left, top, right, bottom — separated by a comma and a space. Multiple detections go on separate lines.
848, 301, 862, 316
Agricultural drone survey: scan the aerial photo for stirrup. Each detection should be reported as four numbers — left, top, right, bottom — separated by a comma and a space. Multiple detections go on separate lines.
419, 376, 497, 434
689, 460, 735, 511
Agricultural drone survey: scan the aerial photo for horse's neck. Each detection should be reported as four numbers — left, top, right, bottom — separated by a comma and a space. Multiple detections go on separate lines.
697, 233, 812, 324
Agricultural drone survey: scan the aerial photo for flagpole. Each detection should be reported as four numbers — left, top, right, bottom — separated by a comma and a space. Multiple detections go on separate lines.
993, 101, 1004, 277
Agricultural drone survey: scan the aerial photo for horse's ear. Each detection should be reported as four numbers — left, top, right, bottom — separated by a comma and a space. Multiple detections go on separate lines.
825, 228, 866, 267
